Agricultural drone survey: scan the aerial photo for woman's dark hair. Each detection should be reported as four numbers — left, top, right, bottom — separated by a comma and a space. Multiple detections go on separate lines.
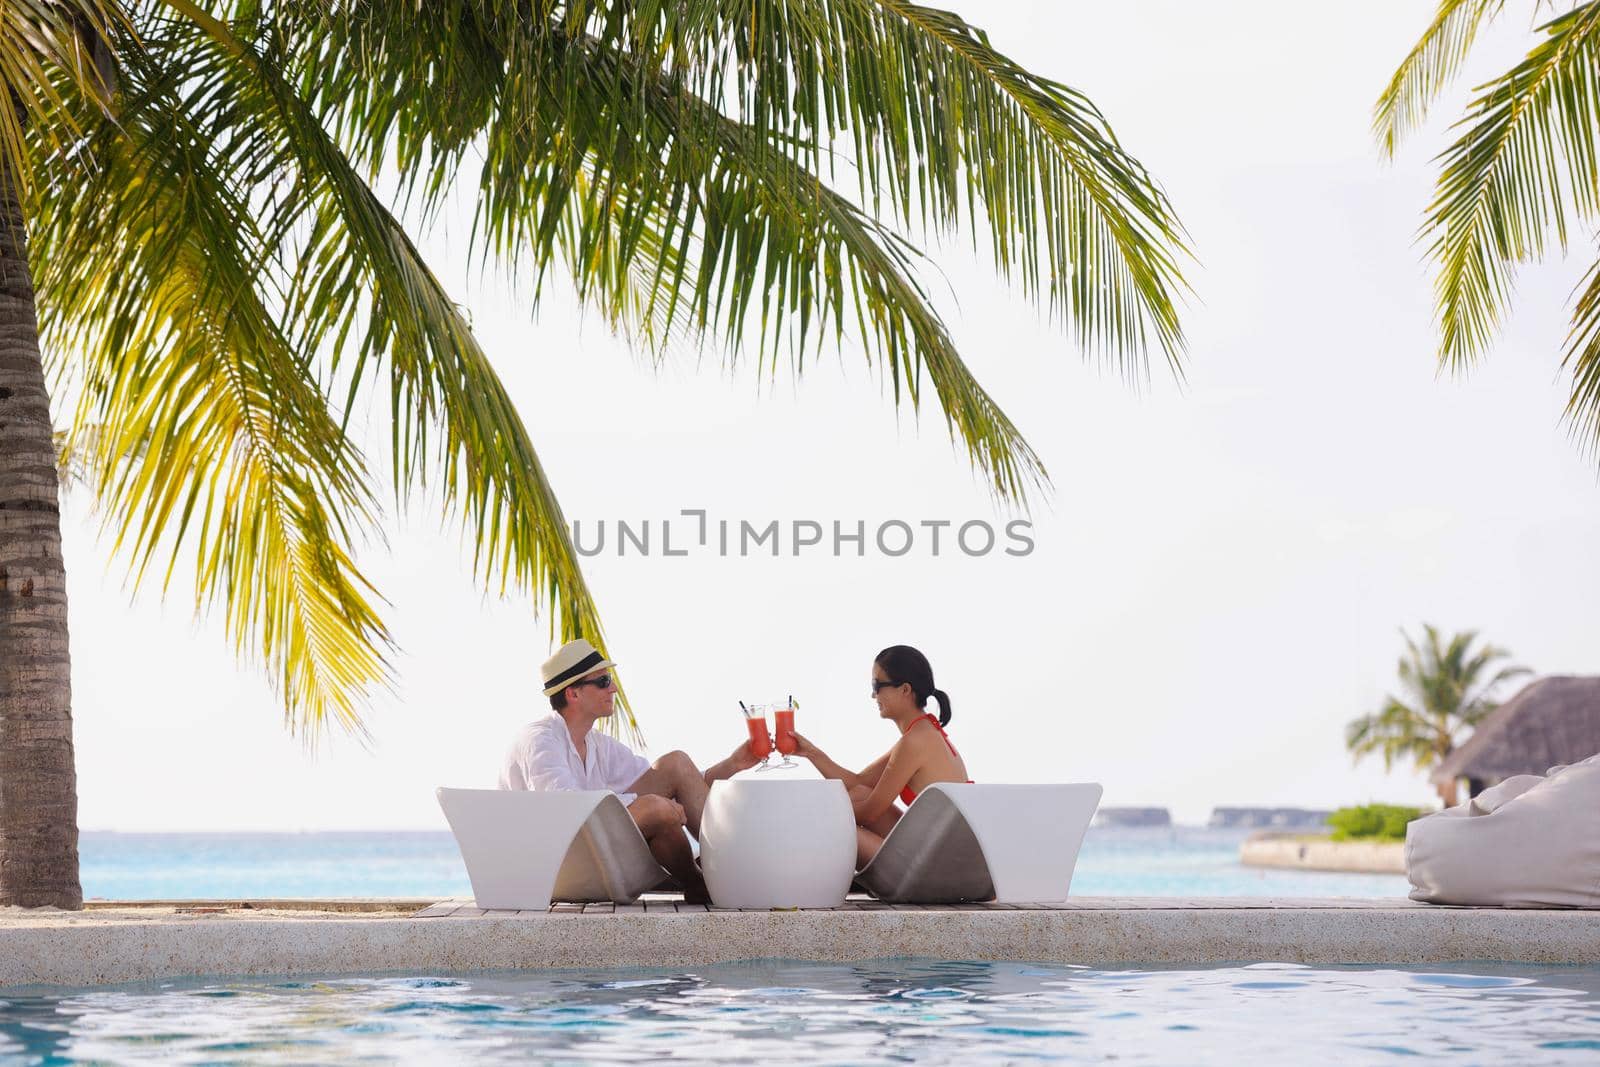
875, 645, 951, 727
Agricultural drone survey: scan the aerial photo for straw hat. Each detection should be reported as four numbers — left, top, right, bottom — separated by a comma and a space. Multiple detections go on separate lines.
541, 638, 617, 697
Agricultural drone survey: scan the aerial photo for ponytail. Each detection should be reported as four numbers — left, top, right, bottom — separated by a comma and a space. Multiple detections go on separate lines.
874, 645, 951, 726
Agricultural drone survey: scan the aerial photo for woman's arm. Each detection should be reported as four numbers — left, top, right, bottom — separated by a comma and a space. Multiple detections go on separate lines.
789, 732, 866, 789
854, 750, 891, 789
793, 734, 894, 792
852, 742, 919, 826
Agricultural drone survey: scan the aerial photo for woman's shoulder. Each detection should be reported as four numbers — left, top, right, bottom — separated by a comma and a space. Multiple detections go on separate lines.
895, 716, 942, 749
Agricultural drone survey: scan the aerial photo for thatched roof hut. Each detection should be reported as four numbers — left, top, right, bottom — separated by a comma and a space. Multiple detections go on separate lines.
1433, 675, 1600, 792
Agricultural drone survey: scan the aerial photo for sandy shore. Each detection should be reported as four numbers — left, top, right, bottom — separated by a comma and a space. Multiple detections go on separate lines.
1239, 833, 1406, 874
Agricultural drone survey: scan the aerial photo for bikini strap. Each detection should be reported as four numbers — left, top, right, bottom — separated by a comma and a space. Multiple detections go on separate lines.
912, 712, 959, 757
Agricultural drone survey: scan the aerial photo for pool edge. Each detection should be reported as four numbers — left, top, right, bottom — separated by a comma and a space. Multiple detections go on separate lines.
3, 907, 1599, 988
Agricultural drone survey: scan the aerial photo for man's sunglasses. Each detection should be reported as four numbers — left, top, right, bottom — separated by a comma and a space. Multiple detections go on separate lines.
575, 674, 615, 691
870, 678, 904, 694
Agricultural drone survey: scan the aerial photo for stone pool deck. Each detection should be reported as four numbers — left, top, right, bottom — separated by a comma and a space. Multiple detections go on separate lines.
2, 896, 1598, 988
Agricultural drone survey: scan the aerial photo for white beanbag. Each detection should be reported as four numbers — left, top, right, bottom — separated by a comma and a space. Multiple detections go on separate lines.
1406, 751, 1600, 907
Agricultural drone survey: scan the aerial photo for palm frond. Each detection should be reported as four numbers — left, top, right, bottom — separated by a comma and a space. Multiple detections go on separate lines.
1374, 0, 1508, 156
52, 426, 91, 489
779, 0, 1192, 372
530, 66, 1049, 499
1557, 251, 1600, 452
157, 1, 641, 742
313, 0, 1193, 367
0, 0, 125, 200
279, 0, 1192, 501
30, 54, 393, 737
1348, 624, 1528, 775
1423, 3, 1600, 370
27, 0, 1198, 745
1346, 698, 1439, 771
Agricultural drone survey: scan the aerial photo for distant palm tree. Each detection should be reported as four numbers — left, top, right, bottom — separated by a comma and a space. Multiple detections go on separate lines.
1346, 625, 1530, 806
0, 3, 1191, 906
1376, 2, 1600, 450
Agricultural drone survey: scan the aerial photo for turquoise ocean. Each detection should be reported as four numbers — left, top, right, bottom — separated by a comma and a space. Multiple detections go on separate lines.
78, 827, 1409, 900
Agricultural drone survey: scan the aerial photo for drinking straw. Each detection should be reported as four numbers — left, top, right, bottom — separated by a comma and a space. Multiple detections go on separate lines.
739, 700, 749, 713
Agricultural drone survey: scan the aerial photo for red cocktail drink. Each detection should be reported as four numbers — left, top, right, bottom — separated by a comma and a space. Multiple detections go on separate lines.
775, 709, 796, 756
745, 715, 772, 761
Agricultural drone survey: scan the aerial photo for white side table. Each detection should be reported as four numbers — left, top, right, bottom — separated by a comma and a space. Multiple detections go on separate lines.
699, 778, 857, 908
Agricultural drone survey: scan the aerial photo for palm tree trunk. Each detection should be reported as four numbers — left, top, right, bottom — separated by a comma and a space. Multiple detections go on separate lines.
1434, 732, 1458, 808
0, 159, 81, 909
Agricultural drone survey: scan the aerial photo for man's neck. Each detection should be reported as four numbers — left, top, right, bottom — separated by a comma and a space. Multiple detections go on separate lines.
558, 708, 599, 759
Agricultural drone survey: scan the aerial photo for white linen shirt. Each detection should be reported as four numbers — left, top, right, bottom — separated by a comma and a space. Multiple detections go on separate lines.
498, 713, 652, 805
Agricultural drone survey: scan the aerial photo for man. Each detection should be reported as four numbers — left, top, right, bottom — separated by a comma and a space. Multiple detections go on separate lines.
499, 638, 756, 901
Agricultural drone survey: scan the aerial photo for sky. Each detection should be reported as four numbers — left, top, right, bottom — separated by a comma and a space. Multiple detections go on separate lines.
59, 1, 1600, 830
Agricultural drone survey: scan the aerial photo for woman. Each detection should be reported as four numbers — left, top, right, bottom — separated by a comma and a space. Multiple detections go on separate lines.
791, 645, 969, 867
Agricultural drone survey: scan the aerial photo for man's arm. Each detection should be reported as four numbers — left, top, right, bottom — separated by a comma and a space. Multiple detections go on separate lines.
703, 740, 761, 785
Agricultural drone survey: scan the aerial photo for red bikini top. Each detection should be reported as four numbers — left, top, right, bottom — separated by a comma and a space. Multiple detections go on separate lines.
898, 713, 971, 806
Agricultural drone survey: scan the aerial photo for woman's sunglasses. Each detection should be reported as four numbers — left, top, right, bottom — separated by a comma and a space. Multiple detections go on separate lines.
870, 678, 904, 695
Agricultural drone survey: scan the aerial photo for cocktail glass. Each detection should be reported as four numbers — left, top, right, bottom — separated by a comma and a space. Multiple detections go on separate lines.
744, 704, 772, 769
773, 697, 798, 769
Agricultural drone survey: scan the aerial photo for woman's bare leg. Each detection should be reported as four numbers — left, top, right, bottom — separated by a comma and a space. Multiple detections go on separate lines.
848, 783, 902, 838
856, 827, 884, 868
848, 784, 901, 870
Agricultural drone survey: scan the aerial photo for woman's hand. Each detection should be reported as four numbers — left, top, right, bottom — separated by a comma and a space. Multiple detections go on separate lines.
788, 730, 820, 761
789, 732, 859, 789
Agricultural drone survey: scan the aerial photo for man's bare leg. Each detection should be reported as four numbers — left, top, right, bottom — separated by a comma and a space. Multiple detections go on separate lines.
628, 795, 707, 902
627, 751, 711, 835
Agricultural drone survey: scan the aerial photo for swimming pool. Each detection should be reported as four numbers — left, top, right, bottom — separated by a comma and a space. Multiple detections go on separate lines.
3, 959, 1597, 1064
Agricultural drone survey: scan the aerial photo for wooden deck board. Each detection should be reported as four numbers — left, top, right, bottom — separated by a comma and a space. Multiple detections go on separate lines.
407, 895, 1454, 918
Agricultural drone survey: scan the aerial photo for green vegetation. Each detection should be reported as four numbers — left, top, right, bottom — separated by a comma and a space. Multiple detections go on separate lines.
1378, 2, 1600, 452
1327, 804, 1426, 843
1345, 625, 1528, 806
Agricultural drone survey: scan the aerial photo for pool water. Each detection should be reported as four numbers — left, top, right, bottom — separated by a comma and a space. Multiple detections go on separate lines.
3, 959, 1597, 1064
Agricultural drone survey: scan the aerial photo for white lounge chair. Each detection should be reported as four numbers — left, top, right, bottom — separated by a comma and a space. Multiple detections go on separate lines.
855, 783, 1103, 904
436, 787, 669, 910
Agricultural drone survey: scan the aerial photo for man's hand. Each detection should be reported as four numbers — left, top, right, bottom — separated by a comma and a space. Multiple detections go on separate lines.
628, 794, 687, 836
726, 738, 763, 773
704, 738, 762, 784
